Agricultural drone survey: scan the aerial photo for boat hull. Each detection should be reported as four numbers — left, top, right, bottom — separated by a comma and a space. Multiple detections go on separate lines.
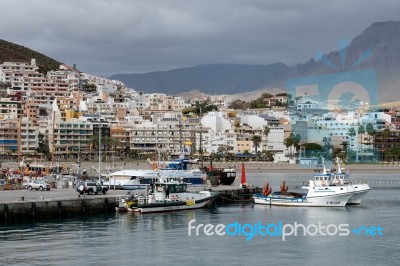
347, 184, 371, 204
131, 195, 217, 213
122, 182, 204, 190
253, 192, 354, 207
206, 168, 237, 186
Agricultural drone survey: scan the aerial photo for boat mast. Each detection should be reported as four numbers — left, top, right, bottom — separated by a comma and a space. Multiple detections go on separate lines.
179, 115, 183, 155
98, 101, 101, 183
51, 110, 56, 174
322, 157, 327, 174
336, 157, 342, 174
18, 93, 22, 173
199, 107, 203, 168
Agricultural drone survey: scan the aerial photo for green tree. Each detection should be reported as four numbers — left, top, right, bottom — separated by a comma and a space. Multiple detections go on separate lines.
251, 135, 262, 161
322, 137, 332, 158
348, 127, 356, 161
182, 106, 196, 115
228, 99, 249, 110
366, 123, 376, 148
292, 133, 301, 151
284, 133, 301, 156
301, 142, 322, 157
358, 125, 365, 161
381, 128, 391, 161
217, 144, 232, 161
263, 126, 270, 151
83, 83, 97, 92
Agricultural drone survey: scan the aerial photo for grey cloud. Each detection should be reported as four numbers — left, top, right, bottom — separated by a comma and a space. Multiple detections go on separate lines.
0, 0, 399, 76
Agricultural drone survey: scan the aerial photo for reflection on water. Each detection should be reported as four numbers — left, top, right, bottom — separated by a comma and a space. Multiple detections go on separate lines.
0, 173, 400, 265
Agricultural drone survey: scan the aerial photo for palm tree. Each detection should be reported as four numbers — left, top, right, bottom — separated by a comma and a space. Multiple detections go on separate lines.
263, 126, 270, 151
381, 128, 391, 161
358, 125, 365, 161
366, 123, 376, 147
251, 135, 262, 161
284, 133, 301, 157
292, 133, 301, 152
348, 127, 356, 161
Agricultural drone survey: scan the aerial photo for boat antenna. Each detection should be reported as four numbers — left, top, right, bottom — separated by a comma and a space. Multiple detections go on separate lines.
336, 157, 342, 174
98, 101, 102, 183
199, 107, 203, 168
179, 115, 183, 156
322, 157, 327, 174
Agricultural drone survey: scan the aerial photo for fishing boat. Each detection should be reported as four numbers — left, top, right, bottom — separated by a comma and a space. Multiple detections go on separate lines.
330, 157, 371, 205
115, 177, 218, 213
202, 159, 237, 186
203, 166, 236, 186
253, 165, 356, 207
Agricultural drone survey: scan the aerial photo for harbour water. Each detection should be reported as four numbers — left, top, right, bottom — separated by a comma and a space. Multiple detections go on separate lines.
1, 173, 400, 266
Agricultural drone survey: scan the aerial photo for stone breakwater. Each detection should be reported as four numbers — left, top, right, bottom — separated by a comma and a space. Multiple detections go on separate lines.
0, 186, 261, 224
0, 195, 118, 223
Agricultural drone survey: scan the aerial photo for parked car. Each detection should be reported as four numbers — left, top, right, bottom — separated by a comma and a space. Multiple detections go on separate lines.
27, 180, 51, 191
76, 181, 108, 195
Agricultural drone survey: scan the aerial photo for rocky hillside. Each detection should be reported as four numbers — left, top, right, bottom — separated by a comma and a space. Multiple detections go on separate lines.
0, 39, 62, 73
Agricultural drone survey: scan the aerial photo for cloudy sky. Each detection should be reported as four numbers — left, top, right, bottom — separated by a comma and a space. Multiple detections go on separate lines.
1, 0, 399, 77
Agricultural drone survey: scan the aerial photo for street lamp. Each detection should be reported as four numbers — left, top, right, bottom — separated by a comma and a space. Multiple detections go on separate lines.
95, 101, 102, 184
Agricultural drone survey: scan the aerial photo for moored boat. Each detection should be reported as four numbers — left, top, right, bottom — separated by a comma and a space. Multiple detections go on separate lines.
106, 157, 206, 189
115, 177, 218, 213
204, 167, 236, 186
330, 157, 371, 205
254, 166, 356, 207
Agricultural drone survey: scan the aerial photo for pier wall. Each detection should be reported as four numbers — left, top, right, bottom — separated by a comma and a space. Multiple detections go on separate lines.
0, 187, 261, 223
214, 187, 261, 204
0, 196, 118, 223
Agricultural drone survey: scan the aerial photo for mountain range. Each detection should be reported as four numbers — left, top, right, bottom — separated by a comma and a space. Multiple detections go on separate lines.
0, 21, 399, 104
110, 21, 400, 103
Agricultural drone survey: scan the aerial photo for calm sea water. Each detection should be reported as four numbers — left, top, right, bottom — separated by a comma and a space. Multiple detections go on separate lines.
1, 173, 400, 266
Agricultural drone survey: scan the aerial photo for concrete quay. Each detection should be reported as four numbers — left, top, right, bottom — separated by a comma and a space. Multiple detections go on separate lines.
0, 188, 126, 223
0, 186, 259, 223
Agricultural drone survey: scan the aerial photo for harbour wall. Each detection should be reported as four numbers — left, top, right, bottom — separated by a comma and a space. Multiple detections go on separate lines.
213, 186, 261, 204
0, 196, 118, 223
0, 187, 260, 223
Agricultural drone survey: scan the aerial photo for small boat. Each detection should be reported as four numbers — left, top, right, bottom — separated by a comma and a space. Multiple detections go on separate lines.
204, 167, 237, 186
254, 166, 356, 207
115, 177, 218, 213
202, 160, 236, 186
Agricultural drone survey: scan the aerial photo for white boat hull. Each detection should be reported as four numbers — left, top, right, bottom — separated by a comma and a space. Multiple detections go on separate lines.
254, 191, 354, 207
131, 198, 214, 213
121, 183, 203, 190
347, 184, 371, 204
116, 191, 217, 213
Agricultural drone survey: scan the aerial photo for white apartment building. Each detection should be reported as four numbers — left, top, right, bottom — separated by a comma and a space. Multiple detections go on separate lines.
20, 117, 39, 155
128, 123, 199, 157
48, 113, 94, 157
200, 112, 236, 154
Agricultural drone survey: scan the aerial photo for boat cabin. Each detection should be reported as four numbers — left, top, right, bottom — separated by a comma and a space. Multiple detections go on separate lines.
148, 179, 188, 202
330, 172, 349, 185
313, 174, 332, 186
